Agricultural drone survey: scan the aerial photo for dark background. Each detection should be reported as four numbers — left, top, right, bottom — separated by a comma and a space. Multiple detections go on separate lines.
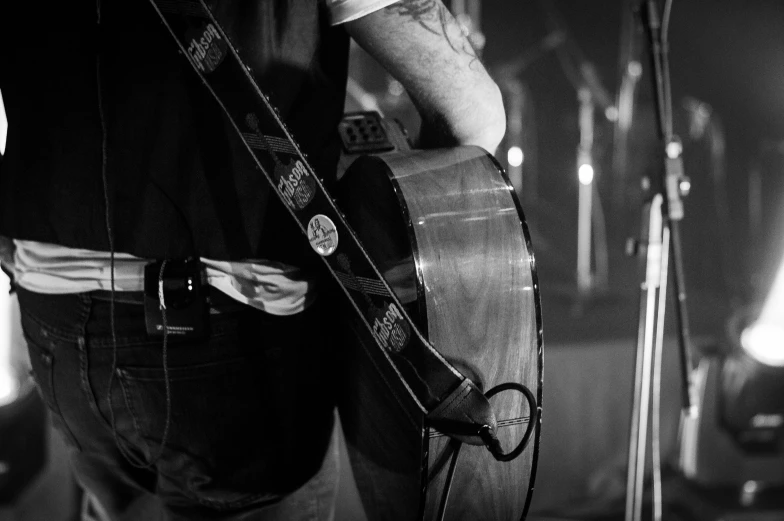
476, 0, 784, 342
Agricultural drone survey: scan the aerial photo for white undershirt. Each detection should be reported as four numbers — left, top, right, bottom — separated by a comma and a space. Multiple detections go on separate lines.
13, 240, 315, 316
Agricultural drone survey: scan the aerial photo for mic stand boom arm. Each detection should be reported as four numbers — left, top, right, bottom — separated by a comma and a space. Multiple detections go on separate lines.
624, 1, 698, 520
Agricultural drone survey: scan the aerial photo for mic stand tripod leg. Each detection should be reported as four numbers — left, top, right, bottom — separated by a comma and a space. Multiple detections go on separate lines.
651, 224, 671, 521
625, 2, 697, 520
625, 195, 667, 521
644, 0, 699, 425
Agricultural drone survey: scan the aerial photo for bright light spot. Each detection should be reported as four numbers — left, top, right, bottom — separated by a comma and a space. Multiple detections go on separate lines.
743, 480, 761, 495
752, 414, 784, 428
741, 252, 784, 366
0, 367, 19, 407
0, 275, 18, 407
741, 480, 762, 507
666, 140, 683, 159
507, 146, 524, 167
679, 178, 692, 195
759, 250, 784, 325
628, 61, 643, 79
0, 89, 7, 155
741, 323, 784, 367
578, 163, 594, 185
605, 106, 619, 122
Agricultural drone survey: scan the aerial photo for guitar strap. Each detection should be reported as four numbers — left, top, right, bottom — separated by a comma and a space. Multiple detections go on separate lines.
148, 0, 500, 446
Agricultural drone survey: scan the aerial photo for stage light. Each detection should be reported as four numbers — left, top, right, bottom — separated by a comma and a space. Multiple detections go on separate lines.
679, 178, 692, 196
741, 251, 784, 367
666, 140, 683, 159
578, 163, 594, 185
507, 146, 524, 167
741, 323, 784, 368
0, 367, 18, 408
680, 264, 784, 507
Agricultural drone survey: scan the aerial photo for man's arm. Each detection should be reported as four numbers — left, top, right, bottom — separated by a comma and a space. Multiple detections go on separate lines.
344, 0, 505, 153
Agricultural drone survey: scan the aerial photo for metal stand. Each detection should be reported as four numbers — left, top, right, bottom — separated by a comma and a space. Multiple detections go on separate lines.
574, 86, 610, 295
495, 30, 564, 200
624, 1, 698, 520
576, 87, 595, 293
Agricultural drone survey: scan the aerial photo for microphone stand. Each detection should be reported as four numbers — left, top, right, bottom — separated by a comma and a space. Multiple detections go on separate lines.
624, 1, 697, 520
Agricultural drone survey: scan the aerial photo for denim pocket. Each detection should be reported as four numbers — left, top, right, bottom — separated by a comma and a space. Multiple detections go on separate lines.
22, 323, 81, 451
115, 351, 331, 510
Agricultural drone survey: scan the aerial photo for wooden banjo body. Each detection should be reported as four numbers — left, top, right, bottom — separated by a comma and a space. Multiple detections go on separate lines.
335, 114, 543, 521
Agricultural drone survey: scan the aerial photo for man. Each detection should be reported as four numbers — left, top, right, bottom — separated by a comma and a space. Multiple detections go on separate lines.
0, 0, 504, 519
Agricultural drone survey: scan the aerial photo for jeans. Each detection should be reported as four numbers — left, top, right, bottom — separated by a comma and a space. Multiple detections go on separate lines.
16, 286, 339, 521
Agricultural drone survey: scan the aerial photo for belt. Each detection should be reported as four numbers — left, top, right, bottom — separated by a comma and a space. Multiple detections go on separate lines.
90, 290, 146, 305
89, 287, 246, 313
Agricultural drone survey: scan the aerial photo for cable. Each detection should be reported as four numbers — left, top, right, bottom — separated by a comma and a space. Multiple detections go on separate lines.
661, 0, 674, 142
435, 441, 462, 521
432, 381, 539, 520
661, 0, 673, 50
151, 261, 173, 463
643, 0, 675, 143
97, 6, 171, 468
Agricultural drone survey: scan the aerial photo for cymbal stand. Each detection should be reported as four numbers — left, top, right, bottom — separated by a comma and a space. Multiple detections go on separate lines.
624, 1, 698, 521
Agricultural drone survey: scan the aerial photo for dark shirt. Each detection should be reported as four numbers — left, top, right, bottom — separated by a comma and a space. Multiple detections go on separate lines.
0, 1, 349, 264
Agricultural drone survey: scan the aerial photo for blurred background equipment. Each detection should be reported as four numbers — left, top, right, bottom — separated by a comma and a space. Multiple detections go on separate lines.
672, 130, 784, 518
576, 86, 598, 293
621, 3, 702, 520
0, 273, 47, 505
679, 270, 784, 515
495, 29, 564, 200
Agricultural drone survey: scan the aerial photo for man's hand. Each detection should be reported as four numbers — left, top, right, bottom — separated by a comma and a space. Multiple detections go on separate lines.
344, 0, 505, 154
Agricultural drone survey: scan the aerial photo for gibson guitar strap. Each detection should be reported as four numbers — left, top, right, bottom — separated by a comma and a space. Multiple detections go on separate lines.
148, 0, 507, 453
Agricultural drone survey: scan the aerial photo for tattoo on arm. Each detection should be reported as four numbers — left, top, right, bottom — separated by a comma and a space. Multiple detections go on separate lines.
385, 0, 477, 59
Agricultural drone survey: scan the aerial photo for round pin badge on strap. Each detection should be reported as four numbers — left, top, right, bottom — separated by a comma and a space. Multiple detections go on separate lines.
307, 215, 339, 256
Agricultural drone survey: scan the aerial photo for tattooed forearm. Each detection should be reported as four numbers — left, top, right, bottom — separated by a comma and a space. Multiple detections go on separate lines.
385, 0, 478, 59
385, 0, 442, 34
